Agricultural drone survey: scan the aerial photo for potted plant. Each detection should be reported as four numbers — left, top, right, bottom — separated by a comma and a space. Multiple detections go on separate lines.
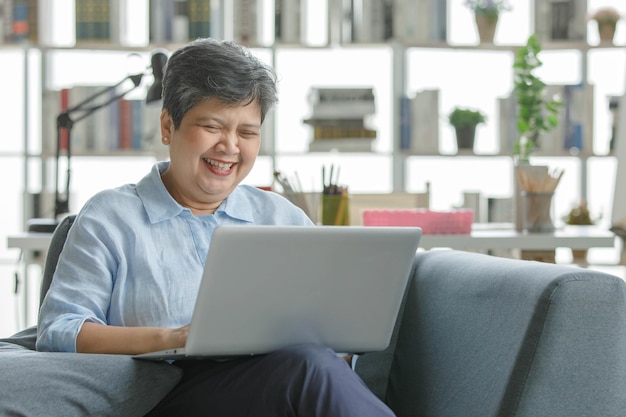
448, 107, 486, 151
589, 7, 620, 44
564, 200, 601, 263
464, 0, 512, 43
513, 34, 562, 163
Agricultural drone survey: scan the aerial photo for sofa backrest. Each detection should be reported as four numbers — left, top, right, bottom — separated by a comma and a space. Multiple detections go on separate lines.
39, 215, 76, 307
385, 250, 626, 417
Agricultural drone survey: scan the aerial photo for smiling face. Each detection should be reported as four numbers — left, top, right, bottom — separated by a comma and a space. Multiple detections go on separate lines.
159, 98, 262, 215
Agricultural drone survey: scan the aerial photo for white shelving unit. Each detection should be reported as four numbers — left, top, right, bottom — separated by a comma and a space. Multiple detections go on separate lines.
4, 0, 625, 225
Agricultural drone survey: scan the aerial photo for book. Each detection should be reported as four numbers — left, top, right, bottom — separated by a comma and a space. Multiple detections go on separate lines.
348, 0, 391, 43
311, 125, 376, 140
172, 0, 189, 42
399, 96, 412, 151
75, 0, 111, 42
118, 98, 132, 149
25, 0, 36, 42
68, 85, 101, 153
232, 0, 260, 45
188, 0, 211, 40
309, 137, 375, 152
562, 83, 594, 154
41, 88, 70, 154
131, 99, 144, 150
393, 0, 445, 43
149, 0, 173, 43
1, 0, 12, 43
409, 89, 440, 154
308, 87, 376, 119
11, 0, 27, 41
274, 0, 303, 44
534, 0, 586, 43
497, 94, 518, 155
142, 101, 162, 151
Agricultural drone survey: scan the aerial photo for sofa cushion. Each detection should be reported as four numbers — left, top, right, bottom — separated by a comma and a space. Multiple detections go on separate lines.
0, 327, 183, 417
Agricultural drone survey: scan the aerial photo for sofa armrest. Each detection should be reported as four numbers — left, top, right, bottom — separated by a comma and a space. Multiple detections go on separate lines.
0, 329, 183, 417
386, 250, 626, 417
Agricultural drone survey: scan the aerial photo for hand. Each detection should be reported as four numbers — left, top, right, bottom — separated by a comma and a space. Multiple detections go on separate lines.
165, 324, 190, 349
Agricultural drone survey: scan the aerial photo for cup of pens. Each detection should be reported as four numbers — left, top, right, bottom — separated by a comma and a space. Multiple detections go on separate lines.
516, 167, 564, 233
321, 164, 350, 226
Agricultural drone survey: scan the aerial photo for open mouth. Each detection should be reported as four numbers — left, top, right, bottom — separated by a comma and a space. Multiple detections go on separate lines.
203, 158, 234, 173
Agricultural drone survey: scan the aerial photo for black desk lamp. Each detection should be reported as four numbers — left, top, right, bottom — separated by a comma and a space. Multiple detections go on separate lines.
27, 51, 168, 233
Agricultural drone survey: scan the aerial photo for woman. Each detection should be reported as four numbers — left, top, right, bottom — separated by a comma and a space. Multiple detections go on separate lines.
36, 38, 396, 417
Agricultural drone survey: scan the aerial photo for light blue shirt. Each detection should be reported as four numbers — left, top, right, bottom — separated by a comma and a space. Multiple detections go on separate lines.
36, 161, 314, 352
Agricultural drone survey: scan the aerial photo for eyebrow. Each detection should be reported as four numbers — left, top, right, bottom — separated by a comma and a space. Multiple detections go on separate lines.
195, 116, 260, 129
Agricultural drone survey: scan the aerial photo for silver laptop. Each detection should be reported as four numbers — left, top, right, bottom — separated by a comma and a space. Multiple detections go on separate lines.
134, 225, 422, 360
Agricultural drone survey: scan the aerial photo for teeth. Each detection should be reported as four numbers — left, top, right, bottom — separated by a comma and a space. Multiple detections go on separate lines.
205, 158, 233, 170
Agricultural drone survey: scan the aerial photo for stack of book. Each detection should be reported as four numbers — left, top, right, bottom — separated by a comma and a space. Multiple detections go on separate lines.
304, 87, 377, 152
0, 0, 38, 43
534, 0, 587, 43
399, 89, 440, 154
149, 0, 216, 44
498, 83, 595, 156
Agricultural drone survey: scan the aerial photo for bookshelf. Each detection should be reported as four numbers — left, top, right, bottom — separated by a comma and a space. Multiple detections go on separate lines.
1, 0, 624, 228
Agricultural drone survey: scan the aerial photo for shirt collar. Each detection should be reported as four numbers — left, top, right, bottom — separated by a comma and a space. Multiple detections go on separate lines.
136, 161, 256, 224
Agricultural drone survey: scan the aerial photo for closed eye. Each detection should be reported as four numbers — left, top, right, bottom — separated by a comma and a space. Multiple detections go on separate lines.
240, 130, 259, 138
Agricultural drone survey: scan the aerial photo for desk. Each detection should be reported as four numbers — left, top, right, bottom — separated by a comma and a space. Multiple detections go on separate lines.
6, 226, 616, 325
7, 233, 52, 327
420, 226, 616, 251
8, 226, 616, 259
7, 233, 53, 254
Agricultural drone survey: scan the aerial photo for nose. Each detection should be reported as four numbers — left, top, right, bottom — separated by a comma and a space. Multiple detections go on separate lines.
216, 130, 239, 154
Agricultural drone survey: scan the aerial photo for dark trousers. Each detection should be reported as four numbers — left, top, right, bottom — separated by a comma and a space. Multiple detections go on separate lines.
145, 343, 395, 417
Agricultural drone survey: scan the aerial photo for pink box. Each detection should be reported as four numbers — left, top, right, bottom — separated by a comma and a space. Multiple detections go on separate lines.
362, 209, 474, 234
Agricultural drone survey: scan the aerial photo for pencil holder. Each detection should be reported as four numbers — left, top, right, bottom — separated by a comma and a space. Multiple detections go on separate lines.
522, 191, 555, 233
322, 193, 350, 226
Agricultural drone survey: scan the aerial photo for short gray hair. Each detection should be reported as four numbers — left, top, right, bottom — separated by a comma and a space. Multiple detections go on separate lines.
161, 38, 278, 129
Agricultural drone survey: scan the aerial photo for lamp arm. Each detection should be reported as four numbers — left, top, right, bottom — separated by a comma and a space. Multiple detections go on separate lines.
53, 73, 144, 219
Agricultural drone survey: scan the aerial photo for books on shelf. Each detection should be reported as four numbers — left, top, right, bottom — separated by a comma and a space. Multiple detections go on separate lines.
0, 0, 38, 43
343, 0, 392, 43
42, 85, 158, 155
305, 87, 377, 152
309, 137, 375, 152
308, 87, 376, 118
274, 0, 305, 44
149, 0, 217, 44
11, 0, 28, 41
42, 87, 70, 155
188, 0, 213, 40
498, 82, 594, 155
231, 0, 262, 45
149, 0, 174, 43
75, 0, 113, 42
393, 0, 447, 43
534, 0, 587, 43
399, 89, 440, 154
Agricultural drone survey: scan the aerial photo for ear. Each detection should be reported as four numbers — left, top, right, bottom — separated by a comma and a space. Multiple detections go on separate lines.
160, 109, 174, 138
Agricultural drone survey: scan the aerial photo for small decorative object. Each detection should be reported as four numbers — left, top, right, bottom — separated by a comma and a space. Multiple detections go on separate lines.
448, 107, 486, 152
564, 200, 600, 263
589, 7, 620, 44
362, 209, 474, 235
513, 34, 562, 163
464, 0, 512, 43
516, 167, 564, 233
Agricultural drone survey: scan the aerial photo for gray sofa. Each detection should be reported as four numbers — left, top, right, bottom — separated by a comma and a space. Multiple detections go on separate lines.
1, 215, 625, 416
